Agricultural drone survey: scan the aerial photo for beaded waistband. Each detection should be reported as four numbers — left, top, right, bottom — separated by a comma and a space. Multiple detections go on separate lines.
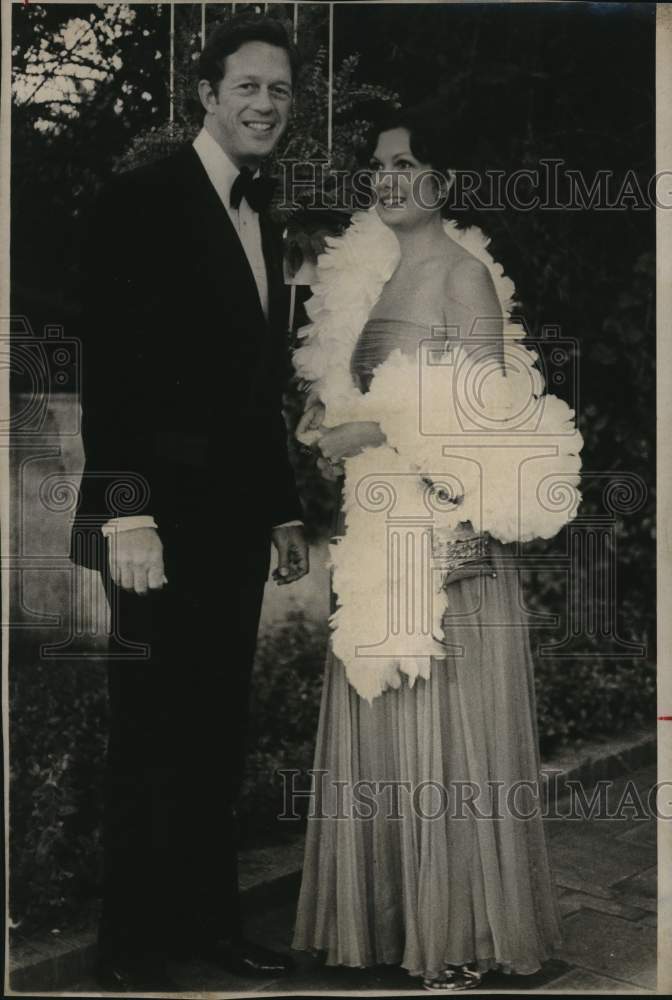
431, 533, 497, 588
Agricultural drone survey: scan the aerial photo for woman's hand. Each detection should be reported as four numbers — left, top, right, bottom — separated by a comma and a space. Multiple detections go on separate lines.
296, 398, 326, 448
318, 421, 385, 463
297, 398, 342, 478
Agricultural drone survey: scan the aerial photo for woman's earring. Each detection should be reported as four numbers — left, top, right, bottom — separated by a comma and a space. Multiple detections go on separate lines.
436, 171, 455, 209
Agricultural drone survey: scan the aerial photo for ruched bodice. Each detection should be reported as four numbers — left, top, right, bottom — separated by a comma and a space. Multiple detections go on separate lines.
350, 318, 430, 393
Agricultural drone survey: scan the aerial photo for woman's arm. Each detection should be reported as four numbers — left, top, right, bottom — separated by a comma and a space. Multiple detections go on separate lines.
445, 256, 506, 373
317, 421, 386, 463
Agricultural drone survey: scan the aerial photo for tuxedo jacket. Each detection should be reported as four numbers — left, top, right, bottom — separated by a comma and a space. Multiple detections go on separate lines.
70, 144, 303, 568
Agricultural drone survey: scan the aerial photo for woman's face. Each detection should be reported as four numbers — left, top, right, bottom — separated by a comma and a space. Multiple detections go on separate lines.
370, 127, 443, 230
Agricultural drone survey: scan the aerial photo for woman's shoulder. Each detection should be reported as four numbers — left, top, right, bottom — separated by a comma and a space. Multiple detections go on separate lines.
440, 241, 499, 314
414, 239, 488, 287
411, 241, 494, 315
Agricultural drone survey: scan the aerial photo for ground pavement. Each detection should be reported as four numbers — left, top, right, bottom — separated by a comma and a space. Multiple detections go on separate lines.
67, 763, 659, 995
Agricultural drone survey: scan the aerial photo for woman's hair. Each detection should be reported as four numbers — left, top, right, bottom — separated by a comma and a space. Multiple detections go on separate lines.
198, 15, 301, 91
365, 101, 476, 218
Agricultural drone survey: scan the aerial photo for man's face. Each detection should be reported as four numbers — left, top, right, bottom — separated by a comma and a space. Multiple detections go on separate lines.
201, 40, 292, 168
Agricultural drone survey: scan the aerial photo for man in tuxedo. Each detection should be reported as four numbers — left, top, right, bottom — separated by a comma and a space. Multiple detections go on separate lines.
71, 16, 308, 990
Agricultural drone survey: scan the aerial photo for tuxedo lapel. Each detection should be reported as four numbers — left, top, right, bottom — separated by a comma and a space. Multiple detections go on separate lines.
259, 210, 287, 332
177, 146, 268, 330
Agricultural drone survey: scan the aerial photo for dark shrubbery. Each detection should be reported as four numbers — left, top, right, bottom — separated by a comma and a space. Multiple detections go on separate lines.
9, 661, 108, 938
239, 612, 329, 845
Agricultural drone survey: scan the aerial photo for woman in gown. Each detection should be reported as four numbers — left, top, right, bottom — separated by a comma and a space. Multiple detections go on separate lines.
290, 107, 582, 991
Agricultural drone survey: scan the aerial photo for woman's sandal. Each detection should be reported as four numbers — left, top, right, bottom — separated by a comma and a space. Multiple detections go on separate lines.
422, 964, 483, 992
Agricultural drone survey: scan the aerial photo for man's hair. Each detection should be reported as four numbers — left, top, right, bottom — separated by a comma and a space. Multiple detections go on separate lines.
198, 15, 300, 91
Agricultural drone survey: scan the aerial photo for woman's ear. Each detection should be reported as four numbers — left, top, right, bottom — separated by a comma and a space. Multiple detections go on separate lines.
435, 170, 455, 207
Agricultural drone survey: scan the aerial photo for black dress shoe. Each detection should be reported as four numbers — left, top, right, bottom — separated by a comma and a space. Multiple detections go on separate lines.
200, 938, 294, 977
95, 954, 176, 992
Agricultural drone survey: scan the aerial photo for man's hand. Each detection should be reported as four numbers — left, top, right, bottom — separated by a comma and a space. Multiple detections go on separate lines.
271, 524, 309, 585
316, 455, 344, 481
107, 527, 167, 596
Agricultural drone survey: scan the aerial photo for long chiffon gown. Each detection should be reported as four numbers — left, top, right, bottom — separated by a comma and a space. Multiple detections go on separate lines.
292, 318, 563, 980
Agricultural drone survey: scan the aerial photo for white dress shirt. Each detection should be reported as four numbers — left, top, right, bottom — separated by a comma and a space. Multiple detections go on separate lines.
102, 126, 301, 539
192, 127, 269, 317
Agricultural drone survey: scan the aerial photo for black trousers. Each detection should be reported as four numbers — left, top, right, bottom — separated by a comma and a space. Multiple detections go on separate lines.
98, 520, 271, 960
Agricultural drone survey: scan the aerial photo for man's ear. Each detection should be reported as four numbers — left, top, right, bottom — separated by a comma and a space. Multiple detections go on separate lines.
197, 78, 217, 115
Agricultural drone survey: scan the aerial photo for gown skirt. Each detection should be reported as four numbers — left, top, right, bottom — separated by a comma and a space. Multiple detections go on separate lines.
291, 320, 563, 979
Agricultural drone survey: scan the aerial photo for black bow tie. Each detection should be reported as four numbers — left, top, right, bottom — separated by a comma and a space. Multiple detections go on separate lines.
230, 167, 276, 213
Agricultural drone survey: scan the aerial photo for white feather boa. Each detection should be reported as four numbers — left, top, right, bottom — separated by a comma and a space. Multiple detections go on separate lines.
294, 209, 583, 702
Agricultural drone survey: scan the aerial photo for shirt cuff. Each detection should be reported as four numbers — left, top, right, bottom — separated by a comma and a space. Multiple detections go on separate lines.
101, 516, 158, 537
273, 520, 304, 529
